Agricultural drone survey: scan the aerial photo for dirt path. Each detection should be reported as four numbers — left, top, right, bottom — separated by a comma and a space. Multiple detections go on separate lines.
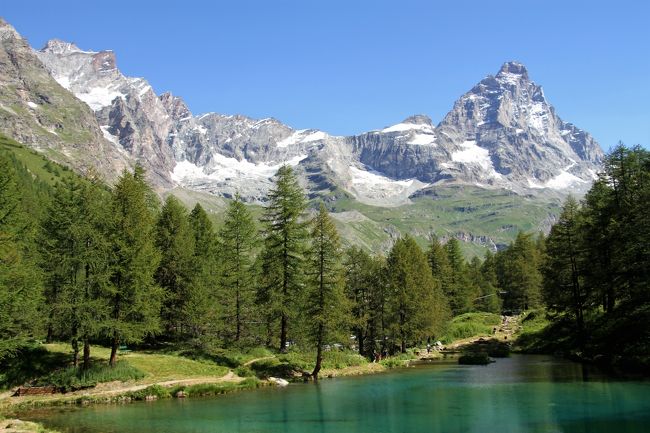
84, 370, 243, 397
446, 315, 522, 350
242, 356, 276, 367
0, 371, 245, 410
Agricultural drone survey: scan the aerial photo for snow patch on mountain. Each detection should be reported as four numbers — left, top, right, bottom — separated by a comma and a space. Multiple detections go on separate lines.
276, 129, 328, 148
381, 122, 435, 134
408, 133, 437, 146
76, 86, 125, 111
452, 141, 489, 169
348, 165, 429, 206
172, 154, 307, 185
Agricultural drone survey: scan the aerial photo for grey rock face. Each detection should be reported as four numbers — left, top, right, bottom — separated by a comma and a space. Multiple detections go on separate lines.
0, 19, 128, 181
36, 39, 176, 187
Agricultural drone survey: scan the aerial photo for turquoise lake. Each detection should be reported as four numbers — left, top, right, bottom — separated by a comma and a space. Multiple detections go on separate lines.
25, 355, 650, 433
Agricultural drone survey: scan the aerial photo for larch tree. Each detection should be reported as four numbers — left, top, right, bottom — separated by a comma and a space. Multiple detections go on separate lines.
155, 195, 196, 338
106, 166, 163, 367
445, 238, 472, 315
218, 193, 258, 344
386, 236, 449, 353
259, 165, 308, 352
344, 246, 376, 357
187, 203, 220, 338
0, 154, 42, 360
40, 177, 111, 368
304, 204, 349, 380
543, 196, 589, 347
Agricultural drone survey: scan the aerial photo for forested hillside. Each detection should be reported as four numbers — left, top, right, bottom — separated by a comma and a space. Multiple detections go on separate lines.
1, 134, 648, 384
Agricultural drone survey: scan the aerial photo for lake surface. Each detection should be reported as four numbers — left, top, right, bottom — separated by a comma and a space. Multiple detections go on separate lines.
25, 355, 650, 433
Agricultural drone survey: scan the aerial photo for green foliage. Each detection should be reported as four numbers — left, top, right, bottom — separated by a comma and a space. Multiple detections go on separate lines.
386, 236, 449, 353
156, 195, 196, 337
0, 344, 68, 390
538, 145, 650, 367
186, 203, 220, 338
259, 165, 308, 351
39, 176, 111, 365
497, 231, 543, 311
379, 352, 417, 369
125, 384, 170, 401
344, 246, 384, 358
218, 194, 258, 344
0, 151, 43, 360
444, 238, 475, 314
37, 361, 144, 392
106, 165, 163, 365
304, 204, 350, 377
441, 312, 502, 343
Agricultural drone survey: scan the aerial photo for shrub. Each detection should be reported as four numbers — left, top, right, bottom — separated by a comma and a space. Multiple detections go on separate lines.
37, 361, 145, 392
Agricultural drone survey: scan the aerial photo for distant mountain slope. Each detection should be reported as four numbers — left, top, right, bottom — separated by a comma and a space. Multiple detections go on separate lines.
0, 17, 604, 255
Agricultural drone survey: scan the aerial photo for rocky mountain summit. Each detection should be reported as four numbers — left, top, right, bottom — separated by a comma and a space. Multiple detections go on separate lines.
1, 18, 603, 209
0, 18, 128, 180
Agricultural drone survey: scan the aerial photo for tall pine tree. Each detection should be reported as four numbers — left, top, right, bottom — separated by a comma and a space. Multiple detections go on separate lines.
305, 204, 349, 380
155, 195, 196, 338
0, 153, 42, 360
259, 165, 308, 352
219, 194, 257, 344
106, 166, 162, 366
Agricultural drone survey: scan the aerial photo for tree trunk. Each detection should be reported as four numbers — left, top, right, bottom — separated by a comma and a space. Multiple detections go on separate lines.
312, 327, 324, 381
356, 328, 364, 357
72, 339, 79, 368
46, 323, 53, 344
280, 313, 287, 353
235, 289, 241, 342
83, 338, 91, 370
109, 333, 119, 367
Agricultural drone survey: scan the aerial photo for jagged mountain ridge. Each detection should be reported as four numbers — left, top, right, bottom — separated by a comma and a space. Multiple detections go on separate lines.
1, 18, 603, 208
0, 19, 129, 180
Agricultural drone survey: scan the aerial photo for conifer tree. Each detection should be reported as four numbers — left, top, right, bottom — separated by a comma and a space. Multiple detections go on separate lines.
444, 238, 472, 315
155, 195, 196, 337
259, 165, 308, 352
427, 235, 452, 293
40, 177, 111, 368
344, 246, 377, 357
219, 194, 257, 344
106, 167, 162, 366
386, 236, 448, 353
187, 203, 220, 337
476, 251, 502, 313
305, 204, 349, 380
0, 154, 42, 360
497, 232, 543, 311
543, 197, 589, 346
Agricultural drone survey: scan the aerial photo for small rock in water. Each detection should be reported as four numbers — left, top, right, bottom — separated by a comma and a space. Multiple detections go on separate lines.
269, 377, 289, 387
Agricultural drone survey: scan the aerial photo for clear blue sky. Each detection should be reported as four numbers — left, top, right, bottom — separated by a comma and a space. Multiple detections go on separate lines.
4, 0, 649, 150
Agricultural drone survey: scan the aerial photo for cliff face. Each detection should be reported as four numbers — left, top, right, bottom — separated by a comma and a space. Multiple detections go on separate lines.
0, 19, 128, 181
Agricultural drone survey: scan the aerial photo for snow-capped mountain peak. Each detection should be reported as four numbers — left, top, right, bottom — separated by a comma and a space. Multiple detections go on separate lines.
31, 35, 603, 204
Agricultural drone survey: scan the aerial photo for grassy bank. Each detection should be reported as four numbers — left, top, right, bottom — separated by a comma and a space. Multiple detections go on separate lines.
441, 312, 502, 344
0, 416, 60, 433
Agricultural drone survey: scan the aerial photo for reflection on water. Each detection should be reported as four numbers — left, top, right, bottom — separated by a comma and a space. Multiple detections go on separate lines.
25, 355, 650, 433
